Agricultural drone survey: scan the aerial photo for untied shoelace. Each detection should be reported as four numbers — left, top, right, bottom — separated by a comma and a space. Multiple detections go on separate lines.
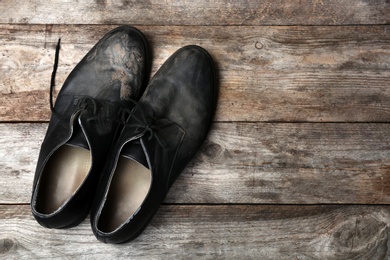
48, 38, 171, 148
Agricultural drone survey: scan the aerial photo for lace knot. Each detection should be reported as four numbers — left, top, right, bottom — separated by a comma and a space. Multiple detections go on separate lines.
120, 100, 172, 149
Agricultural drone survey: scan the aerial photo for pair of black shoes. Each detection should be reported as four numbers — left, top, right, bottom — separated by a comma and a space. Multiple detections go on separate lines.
31, 26, 216, 244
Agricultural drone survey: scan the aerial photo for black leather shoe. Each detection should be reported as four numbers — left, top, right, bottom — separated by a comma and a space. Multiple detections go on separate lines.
91, 45, 216, 243
31, 26, 149, 228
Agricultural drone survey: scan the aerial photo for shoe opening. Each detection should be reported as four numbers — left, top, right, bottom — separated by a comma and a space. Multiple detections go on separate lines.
36, 144, 91, 214
98, 156, 151, 233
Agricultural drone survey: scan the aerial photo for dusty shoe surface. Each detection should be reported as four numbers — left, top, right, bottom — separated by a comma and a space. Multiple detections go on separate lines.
91, 45, 217, 243
31, 25, 149, 229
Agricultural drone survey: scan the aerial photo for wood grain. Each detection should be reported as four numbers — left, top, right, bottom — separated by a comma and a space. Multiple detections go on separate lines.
2, 1, 390, 256
1, 24, 390, 122
1, 0, 389, 26
1, 205, 389, 259
2, 123, 390, 204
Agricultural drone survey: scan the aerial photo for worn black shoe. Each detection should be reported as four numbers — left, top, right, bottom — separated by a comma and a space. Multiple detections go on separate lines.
31, 26, 149, 229
90, 45, 216, 243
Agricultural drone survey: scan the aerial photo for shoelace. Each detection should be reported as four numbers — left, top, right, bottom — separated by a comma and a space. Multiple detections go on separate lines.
48, 39, 172, 148
49, 38, 61, 113
48, 39, 114, 120
120, 100, 174, 149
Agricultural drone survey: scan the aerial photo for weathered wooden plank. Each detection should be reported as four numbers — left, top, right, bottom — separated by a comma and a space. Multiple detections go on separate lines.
2, 123, 390, 204
1, 0, 389, 26
1, 204, 389, 259
0, 124, 43, 204
1, 24, 390, 122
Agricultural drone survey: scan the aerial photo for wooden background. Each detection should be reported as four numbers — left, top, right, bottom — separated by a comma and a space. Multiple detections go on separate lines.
1, 0, 390, 259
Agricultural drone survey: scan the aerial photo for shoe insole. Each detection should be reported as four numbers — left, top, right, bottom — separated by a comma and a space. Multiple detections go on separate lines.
98, 156, 151, 233
36, 144, 91, 214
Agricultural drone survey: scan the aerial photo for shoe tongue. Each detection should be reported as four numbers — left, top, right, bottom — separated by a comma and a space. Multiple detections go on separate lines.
67, 119, 89, 150
121, 140, 149, 169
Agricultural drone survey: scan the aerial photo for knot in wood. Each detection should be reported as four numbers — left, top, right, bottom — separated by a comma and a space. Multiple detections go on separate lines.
255, 41, 263, 50
203, 142, 223, 159
0, 238, 17, 254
